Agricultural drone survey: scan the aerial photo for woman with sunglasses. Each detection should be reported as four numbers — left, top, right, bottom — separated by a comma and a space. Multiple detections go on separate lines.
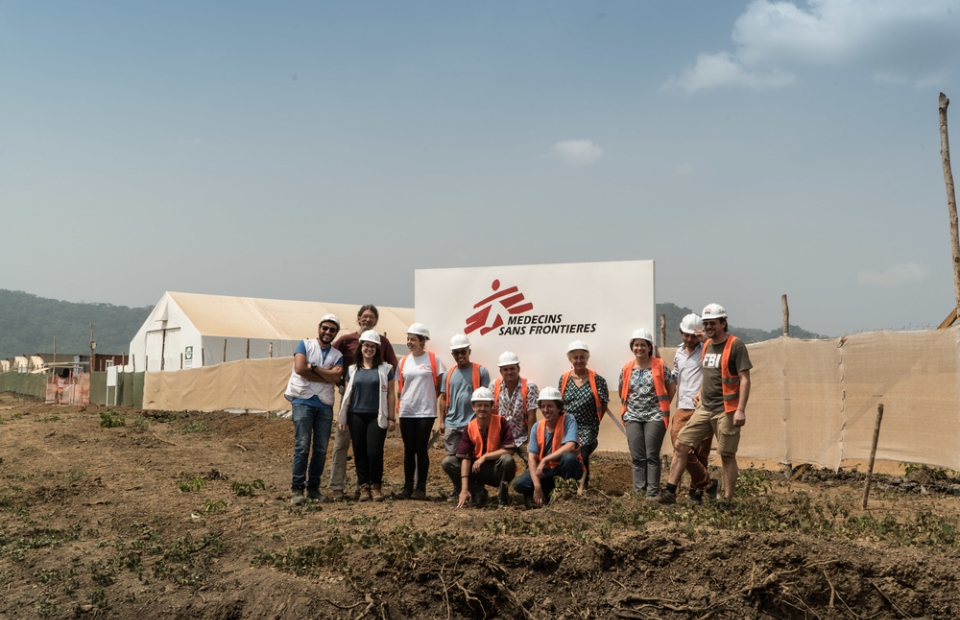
337, 330, 396, 501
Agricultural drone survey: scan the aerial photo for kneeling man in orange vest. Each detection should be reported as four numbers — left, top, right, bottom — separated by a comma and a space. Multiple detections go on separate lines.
441, 387, 517, 508
512, 386, 583, 507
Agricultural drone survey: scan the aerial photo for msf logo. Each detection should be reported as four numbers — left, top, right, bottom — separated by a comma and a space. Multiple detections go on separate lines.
464, 279, 534, 335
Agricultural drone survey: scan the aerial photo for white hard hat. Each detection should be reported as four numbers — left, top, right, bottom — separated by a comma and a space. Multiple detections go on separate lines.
471, 386, 494, 402
680, 313, 703, 335
566, 340, 589, 354
407, 323, 430, 338
702, 303, 727, 320
319, 314, 341, 329
630, 328, 654, 344
538, 386, 563, 402
358, 330, 381, 345
449, 333, 471, 350
498, 351, 520, 367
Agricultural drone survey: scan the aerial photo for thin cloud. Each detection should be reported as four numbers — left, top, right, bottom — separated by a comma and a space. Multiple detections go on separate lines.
857, 263, 928, 287
662, 0, 960, 92
551, 140, 603, 167
674, 163, 694, 177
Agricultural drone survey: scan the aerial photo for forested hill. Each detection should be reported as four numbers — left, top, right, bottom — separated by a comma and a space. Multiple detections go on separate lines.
0, 289, 151, 359
0, 290, 829, 361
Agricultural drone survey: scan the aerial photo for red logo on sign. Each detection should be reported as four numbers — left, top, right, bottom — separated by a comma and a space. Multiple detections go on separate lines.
464, 279, 534, 335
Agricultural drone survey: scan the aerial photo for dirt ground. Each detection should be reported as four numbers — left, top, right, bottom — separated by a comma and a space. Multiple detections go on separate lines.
2, 393, 960, 619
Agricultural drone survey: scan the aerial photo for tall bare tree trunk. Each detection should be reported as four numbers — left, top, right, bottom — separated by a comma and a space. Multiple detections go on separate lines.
940, 93, 960, 323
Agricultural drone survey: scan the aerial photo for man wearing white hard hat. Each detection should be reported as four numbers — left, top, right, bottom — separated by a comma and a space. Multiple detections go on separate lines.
671, 313, 716, 503
513, 386, 583, 507
442, 387, 517, 507
440, 334, 491, 463
284, 314, 344, 505
660, 304, 752, 507
492, 351, 540, 462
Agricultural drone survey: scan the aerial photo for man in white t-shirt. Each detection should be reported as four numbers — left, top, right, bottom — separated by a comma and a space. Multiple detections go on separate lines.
283, 314, 344, 505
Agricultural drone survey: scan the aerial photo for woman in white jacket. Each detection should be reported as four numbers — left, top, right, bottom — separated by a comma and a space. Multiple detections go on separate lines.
337, 330, 396, 501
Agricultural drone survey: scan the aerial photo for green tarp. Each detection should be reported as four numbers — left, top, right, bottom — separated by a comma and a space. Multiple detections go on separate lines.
0, 373, 46, 400
88, 371, 144, 408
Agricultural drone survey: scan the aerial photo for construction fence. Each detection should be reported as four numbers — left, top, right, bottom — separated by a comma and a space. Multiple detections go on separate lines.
0, 372, 46, 400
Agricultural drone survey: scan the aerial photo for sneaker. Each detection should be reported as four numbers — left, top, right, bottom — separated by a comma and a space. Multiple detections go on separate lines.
498, 483, 511, 506
306, 487, 323, 502
371, 484, 384, 502
705, 479, 720, 501
411, 488, 427, 501
290, 488, 306, 506
396, 486, 413, 500
358, 484, 372, 502
472, 489, 489, 508
657, 489, 677, 505
688, 489, 703, 505
331, 489, 345, 501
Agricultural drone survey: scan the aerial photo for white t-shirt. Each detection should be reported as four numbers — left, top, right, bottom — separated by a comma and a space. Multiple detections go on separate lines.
398, 352, 447, 418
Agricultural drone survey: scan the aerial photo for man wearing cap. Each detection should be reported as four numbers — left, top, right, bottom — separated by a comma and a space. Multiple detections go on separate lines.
671, 313, 717, 503
284, 315, 344, 505
442, 387, 516, 507
492, 352, 539, 462
660, 304, 751, 507
439, 334, 491, 462
513, 387, 583, 507
328, 305, 399, 501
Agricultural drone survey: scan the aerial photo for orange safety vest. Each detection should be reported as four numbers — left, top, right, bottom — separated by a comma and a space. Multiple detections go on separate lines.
536, 414, 582, 469
492, 377, 528, 414
465, 414, 503, 459
397, 352, 440, 407
560, 370, 602, 421
620, 358, 671, 428
445, 363, 482, 410
702, 335, 741, 413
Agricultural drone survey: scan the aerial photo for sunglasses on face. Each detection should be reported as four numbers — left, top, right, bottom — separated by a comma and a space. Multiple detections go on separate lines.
703, 321, 719, 327
320, 325, 338, 333
361, 343, 377, 349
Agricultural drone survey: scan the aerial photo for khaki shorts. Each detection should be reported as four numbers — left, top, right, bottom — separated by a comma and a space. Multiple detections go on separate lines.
675, 405, 740, 457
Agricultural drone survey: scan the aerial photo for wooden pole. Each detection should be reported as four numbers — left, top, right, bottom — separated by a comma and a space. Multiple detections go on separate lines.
659, 313, 666, 348
269, 342, 273, 358
180, 353, 183, 370
89, 323, 95, 373
781, 294, 790, 337
246, 339, 250, 359
940, 93, 960, 323
222, 339, 227, 363
53, 334, 56, 365
861, 403, 884, 510
160, 327, 167, 371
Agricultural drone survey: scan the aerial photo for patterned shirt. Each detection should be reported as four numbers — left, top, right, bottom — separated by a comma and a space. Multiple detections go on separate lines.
620, 366, 674, 423
558, 373, 609, 449
495, 379, 540, 446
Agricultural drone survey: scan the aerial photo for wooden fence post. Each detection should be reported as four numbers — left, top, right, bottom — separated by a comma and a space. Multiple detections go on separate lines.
861, 404, 885, 510
782, 294, 790, 337
940, 93, 960, 324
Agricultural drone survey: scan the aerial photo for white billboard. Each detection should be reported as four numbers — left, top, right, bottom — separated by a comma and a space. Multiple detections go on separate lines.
415, 260, 656, 451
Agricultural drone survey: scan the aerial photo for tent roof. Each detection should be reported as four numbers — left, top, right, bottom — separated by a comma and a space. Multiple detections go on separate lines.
166, 292, 415, 344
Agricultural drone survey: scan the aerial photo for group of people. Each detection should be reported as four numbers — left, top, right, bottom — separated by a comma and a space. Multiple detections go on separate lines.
283, 302, 752, 508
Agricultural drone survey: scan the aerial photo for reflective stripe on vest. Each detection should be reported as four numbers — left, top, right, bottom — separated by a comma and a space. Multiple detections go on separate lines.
465, 415, 503, 459
536, 414, 582, 469
702, 335, 741, 413
493, 378, 528, 415
397, 351, 439, 407
620, 358, 671, 429
561, 370, 601, 420
445, 363, 481, 409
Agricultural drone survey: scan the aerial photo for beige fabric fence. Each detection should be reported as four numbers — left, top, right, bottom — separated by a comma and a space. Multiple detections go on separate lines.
144, 327, 960, 471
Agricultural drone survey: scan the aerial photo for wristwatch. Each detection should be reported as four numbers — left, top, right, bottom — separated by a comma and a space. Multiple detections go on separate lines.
310, 363, 318, 371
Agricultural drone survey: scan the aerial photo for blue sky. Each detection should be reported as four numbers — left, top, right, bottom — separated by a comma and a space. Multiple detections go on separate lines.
2, 1, 959, 335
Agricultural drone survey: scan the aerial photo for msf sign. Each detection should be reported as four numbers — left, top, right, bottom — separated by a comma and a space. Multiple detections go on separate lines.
464, 280, 534, 336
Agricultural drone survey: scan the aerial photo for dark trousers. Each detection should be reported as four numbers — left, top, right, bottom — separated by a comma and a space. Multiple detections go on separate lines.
400, 417, 434, 490
441, 454, 516, 494
348, 411, 387, 486
513, 453, 583, 502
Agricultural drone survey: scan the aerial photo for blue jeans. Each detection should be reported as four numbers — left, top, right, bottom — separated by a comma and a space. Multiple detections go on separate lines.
291, 402, 333, 490
513, 453, 583, 503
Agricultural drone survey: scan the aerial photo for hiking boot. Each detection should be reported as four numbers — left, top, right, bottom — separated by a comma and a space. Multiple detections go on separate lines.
657, 489, 677, 505
688, 489, 703, 505
396, 486, 413, 500
705, 479, 720, 501
290, 488, 306, 506
331, 489, 345, 501
307, 487, 323, 502
472, 488, 489, 508
411, 488, 427, 501
371, 484, 385, 502
358, 484, 372, 502
498, 483, 511, 506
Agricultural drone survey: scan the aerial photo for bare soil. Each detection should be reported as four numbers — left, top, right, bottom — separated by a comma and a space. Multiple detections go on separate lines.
2, 392, 960, 619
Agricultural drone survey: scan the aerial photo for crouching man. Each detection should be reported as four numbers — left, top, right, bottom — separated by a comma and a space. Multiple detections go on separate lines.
442, 387, 516, 507
512, 386, 582, 507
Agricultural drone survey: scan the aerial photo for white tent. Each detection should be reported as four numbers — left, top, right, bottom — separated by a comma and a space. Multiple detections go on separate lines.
129, 292, 414, 373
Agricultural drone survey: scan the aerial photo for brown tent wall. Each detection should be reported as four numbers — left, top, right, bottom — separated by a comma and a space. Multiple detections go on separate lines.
142, 328, 960, 471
